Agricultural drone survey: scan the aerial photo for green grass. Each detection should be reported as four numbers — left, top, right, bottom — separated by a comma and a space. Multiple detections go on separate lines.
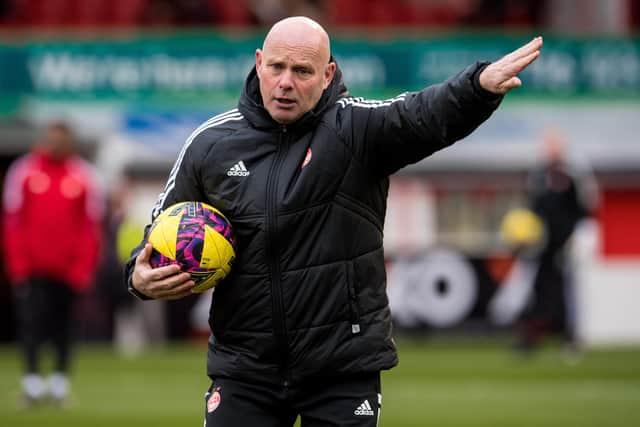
1, 338, 639, 427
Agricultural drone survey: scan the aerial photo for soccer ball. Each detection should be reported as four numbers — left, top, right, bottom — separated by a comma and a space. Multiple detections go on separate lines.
499, 207, 545, 249
147, 201, 236, 292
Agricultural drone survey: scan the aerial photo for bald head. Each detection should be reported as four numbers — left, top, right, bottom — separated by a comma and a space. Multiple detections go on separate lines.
263, 17, 331, 65
542, 129, 567, 164
255, 16, 336, 124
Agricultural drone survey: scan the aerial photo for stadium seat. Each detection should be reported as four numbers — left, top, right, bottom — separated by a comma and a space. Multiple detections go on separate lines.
208, 0, 252, 26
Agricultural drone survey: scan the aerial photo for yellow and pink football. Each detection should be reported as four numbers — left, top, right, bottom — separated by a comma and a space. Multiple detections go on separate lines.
147, 201, 236, 292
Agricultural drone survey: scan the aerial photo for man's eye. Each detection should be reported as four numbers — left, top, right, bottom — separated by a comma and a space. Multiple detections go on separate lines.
297, 69, 312, 76
270, 63, 284, 70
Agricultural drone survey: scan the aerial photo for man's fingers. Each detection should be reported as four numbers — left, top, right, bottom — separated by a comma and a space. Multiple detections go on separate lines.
136, 243, 152, 265
491, 39, 542, 94
132, 243, 196, 300
174, 279, 196, 294
147, 263, 182, 281
505, 36, 543, 62
152, 279, 196, 299
506, 50, 540, 75
152, 271, 192, 290
501, 76, 522, 92
479, 37, 542, 94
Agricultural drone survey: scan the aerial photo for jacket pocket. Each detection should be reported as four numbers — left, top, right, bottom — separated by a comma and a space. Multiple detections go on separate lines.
345, 261, 361, 335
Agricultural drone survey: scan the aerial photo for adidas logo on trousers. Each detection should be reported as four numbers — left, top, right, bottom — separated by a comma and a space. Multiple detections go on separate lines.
354, 399, 375, 416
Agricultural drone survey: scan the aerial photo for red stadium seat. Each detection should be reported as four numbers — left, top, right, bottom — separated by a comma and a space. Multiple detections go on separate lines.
17, 0, 70, 27
71, 0, 111, 27
326, 0, 369, 26
208, 0, 252, 26
112, 0, 148, 27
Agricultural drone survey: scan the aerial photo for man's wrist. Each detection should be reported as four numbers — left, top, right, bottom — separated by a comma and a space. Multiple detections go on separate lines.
128, 275, 152, 300
472, 61, 502, 101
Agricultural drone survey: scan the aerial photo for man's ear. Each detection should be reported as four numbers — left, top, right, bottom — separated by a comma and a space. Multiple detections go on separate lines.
255, 49, 263, 79
323, 62, 336, 89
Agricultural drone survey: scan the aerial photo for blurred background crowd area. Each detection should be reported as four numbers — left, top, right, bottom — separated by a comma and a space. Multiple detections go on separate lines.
0, 0, 638, 32
0, 0, 639, 351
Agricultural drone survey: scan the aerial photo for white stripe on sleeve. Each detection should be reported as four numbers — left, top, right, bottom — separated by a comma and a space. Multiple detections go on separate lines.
152, 110, 243, 218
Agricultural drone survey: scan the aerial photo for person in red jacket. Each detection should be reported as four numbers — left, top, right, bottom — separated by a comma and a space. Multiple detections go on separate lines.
2, 121, 103, 406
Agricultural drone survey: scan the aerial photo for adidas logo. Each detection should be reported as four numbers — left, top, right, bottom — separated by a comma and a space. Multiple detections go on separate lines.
354, 399, 374, 416
227, 161, 250, 177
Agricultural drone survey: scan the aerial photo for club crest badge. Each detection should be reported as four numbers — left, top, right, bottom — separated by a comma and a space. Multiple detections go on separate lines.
301, 148, 312, 169
207, 387, 222, 413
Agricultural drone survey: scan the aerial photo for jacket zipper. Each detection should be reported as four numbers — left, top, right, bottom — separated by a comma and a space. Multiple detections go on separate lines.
266, 125, 290, 386
345, 261, 361, 335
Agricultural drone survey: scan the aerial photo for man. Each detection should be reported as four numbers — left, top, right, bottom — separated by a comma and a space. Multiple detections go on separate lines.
126, 17, 542, 426
3, 121, 103, 405
517, 130, 598, 354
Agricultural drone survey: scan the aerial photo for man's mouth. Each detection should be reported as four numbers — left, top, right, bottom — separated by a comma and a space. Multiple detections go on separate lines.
275, 97, 296, 106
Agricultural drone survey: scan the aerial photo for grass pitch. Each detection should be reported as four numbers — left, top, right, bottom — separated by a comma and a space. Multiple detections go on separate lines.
1, 338, 639, 427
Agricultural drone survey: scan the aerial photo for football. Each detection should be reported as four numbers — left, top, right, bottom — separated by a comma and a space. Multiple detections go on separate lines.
147, 201, 236, 292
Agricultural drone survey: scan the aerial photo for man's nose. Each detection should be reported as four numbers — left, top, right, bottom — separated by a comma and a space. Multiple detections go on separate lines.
278, 70, 294, 90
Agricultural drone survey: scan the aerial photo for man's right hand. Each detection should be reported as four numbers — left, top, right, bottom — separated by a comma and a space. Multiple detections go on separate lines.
131, 243, 195, 300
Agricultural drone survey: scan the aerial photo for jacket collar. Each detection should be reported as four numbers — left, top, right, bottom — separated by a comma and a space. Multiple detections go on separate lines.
32, 146, 71, 166
238, 58, 347, 134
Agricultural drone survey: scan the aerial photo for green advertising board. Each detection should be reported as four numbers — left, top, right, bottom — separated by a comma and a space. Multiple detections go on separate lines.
1, 32, 639, 115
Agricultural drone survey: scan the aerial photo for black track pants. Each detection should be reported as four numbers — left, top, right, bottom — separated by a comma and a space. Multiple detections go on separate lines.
15, 278, 75, 374
204, 372, 382, 427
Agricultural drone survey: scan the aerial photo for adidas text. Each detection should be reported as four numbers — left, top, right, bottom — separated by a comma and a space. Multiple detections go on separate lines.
354, 400, 375, 416
227, 161, 250, 177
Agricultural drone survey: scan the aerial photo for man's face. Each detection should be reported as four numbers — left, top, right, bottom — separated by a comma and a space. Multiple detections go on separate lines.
43, 126, 73, 160
256, 40, 336, 124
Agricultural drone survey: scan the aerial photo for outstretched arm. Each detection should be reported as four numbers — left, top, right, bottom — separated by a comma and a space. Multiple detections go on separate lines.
337, 37, 543, 176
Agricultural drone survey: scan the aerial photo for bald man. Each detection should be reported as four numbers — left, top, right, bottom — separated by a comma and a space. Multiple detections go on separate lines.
518, 131, 597, 354
126, 17, 542, 426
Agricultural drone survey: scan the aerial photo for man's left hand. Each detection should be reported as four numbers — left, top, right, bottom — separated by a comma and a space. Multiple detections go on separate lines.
479, 36, 543, 95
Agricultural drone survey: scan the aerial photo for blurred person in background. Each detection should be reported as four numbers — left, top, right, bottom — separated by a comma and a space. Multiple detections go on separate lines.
517, 129, 598, 356
2, 121, 103, 406
126, 16, 541, 426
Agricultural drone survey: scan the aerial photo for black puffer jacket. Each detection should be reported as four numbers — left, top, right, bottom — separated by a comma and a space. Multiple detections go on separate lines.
126, 61, 502, 386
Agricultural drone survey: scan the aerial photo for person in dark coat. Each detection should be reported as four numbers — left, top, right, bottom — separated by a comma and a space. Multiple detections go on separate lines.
126, 16, 542, 426
518, 130, 598, 354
